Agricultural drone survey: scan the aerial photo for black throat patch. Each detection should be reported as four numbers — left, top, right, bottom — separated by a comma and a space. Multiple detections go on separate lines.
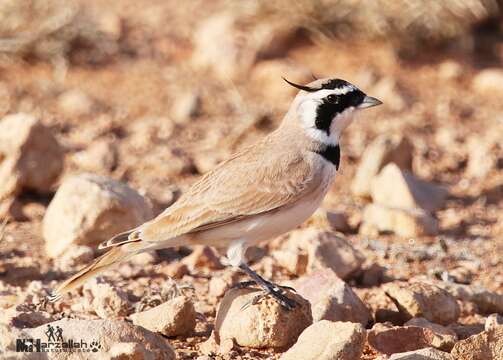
314, 144, 340, 170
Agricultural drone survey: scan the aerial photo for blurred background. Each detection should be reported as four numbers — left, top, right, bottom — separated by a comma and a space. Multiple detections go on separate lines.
0, 0, 502, 357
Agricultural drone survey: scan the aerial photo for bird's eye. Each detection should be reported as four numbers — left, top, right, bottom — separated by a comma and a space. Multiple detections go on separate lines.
326, 94, 338, 104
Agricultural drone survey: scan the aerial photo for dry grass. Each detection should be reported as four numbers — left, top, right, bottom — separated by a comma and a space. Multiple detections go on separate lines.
254, 0, 500, 43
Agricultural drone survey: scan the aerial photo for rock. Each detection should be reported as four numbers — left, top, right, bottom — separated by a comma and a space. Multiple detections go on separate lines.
359, 263, 387, 287
192, 12, 255, 80
192, 10, 299, 81
164, 262, 189, 279
0, 318, 175, 358
465, 135, 497, 179
472, 68, 503, 93
294, 268, 371, 326
451, 326, 503, 360
108, 342, 156, 360
130, 251, 158, 266
325, 211, 352, 233
389, 347, 454, 360
209, 277, 230, 299
255, 25, 301, 60
95, 12, 122, 39
215, 288, 312, 348
447, 266, 474, 285
84, 279, 131, 319
0, 82, 11, 117
208, 271, 240, 298
128, 117, 175, 151
362, 203, 439, 237
0, 290, 18, 310
199, 331, 236, 356
130, 296, 196, 337
199, 331, 220, 355
371, 77, 407, 111
73, 140, 118, 174
286, 228, 364, 280
405, 317, 457, 351
433, 281, 475, 302
448, 323, 485, 340
0, 113, 64, 200
280, 320, 366, 360
0, 197, 25, 221
472, 288, 503, 314
272, 249, 308, 275
43, 174, 153, 258
0, 261, 42, 283
438, 60, 463, 80
351, 134, 413, 197
21, 201, 46, 221
55, 245, 95, 272
485, 313, 503, 331
308, 208, 352, 233
182, 245, 224, 270
435, 282, 503, 315
58, 89, 94, 116
192, 152, 227, 176
375, 309, 409, 325
0, 304, 54, 329
368, 324, 437, 355
385, 282, 460, 325
172, 91, 202, 124
370, 164, 448, 213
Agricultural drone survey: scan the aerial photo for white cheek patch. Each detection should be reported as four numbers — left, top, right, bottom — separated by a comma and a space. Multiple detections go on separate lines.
298, 98, 335, 145
297, 96, 356, 146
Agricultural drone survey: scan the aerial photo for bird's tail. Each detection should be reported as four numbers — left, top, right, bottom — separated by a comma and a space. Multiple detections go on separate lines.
48, 240, 143, 302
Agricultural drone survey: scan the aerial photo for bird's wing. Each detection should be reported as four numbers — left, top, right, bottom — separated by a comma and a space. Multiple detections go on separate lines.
137, 142, 320, 243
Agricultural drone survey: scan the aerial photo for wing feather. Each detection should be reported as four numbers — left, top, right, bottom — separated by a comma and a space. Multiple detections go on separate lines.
140, 139, 318, 242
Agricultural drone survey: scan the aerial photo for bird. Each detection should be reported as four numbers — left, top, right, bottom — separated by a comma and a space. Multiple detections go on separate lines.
49, 77, 382, 309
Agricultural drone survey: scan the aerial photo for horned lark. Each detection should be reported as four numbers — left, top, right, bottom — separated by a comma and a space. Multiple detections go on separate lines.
49, 77, 382, 309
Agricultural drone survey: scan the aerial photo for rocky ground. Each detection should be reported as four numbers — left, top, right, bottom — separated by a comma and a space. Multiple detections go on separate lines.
0, 1, 502, 359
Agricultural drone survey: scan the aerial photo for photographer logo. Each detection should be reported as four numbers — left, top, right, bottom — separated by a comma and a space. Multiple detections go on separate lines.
16, 325, 102, 353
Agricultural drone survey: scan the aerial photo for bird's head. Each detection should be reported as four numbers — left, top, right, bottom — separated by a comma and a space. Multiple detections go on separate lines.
284, 77, 382, 145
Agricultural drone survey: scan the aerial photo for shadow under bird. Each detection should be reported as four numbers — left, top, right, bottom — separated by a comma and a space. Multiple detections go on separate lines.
49, 77, 382, 309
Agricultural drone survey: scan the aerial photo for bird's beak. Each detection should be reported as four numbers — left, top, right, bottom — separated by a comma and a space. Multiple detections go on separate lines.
358, 96, 383, 109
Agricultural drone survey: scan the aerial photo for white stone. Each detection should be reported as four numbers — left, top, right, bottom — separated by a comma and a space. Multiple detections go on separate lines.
0, 113, 63, 200
352, 134, 413, 197
281, 320, 366, 360
370, 163, 448, 212
215, 288, 312, 348
43, 174, 153, 258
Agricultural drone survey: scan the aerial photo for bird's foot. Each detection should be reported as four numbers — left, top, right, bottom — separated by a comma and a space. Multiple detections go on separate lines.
231, 280, 296, 293
240, 287, 297, 311
237, 263, 298, 311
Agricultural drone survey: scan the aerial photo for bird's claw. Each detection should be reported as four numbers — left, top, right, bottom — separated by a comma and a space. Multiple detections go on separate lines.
231, 280, 296, 293
240, 288, 297, 311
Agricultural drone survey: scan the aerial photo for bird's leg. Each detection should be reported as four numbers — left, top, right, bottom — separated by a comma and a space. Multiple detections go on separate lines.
230, 280, 259, 289
237, 263, 297, 310
226, 240, 297, 310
